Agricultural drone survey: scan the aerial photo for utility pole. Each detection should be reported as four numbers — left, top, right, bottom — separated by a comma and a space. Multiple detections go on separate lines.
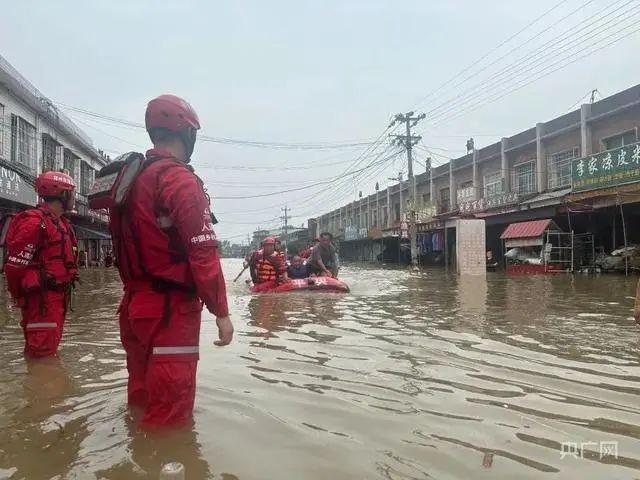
390, 111, 425, 267
281, 205, 290, 259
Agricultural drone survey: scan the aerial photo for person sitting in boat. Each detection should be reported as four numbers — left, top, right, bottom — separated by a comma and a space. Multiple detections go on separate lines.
307, 232, 339, 278
275, 239, 287, 265
249, 237, 287, 285
299, 238, 318, 259
287, 255, 308, 279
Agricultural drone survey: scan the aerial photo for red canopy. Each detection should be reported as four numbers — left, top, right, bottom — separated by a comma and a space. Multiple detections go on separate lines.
500, 219, 552, 240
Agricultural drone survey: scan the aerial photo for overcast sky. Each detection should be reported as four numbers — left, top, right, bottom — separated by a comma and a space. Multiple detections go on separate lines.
2, 0, 639, 242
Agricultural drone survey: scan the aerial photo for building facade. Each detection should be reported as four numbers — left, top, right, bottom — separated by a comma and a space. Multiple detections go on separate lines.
0, 54, 111, 264
310, 83, 640, 268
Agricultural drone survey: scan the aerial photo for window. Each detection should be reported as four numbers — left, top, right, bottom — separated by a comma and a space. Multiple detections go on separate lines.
547, 147, 579, 190
80, 161, 93, 195
602, 129, 637, 151
383, 206, 388, 226
484, 172, 502, 198
511, 161, 536, 195
64, 149, 78, 179
10, 114, 36, 171
457, 180, 474, 203
394, 203, 400, 222
41, 135, 59, 172
440, 187, 450, 212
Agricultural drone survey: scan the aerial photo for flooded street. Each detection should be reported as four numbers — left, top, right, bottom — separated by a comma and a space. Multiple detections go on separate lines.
1, 259, 640, 479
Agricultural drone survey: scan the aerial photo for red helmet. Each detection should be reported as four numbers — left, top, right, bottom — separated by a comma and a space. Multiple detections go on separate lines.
145, 94, 201, 160
262, 237, 276, 245
145, 94, 200, 132
36, 171, 76, 198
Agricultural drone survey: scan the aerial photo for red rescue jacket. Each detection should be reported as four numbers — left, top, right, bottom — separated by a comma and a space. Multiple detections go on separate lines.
110, 149, 228, 317
4, 204, 78, 301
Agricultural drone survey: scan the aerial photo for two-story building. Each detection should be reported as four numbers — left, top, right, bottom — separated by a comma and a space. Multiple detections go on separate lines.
310, 83, 640, 268
0, 54, 111, 264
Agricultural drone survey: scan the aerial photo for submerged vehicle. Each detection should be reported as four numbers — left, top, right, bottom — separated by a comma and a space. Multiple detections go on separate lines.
250, 276, 350, 294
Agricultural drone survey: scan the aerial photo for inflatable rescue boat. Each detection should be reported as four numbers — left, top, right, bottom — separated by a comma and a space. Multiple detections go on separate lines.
250, 277, 350, 294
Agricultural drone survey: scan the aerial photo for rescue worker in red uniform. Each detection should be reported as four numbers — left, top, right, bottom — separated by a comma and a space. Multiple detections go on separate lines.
114, 94, 233, 427
248, 237, 287, 292
4, 171, 78, 358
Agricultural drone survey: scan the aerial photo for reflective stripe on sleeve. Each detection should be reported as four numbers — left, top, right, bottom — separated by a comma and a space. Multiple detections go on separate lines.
152, 346, 199, 355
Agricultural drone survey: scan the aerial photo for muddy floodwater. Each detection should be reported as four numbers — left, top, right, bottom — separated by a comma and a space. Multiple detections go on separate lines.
1, 259, 640, 479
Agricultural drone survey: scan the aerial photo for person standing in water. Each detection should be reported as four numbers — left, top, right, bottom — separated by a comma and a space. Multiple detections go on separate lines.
4, 171, 79, 358
111, 94, 232, 427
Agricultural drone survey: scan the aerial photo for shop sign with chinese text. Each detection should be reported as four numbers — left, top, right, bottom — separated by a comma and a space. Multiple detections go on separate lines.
459, 192, 519, 214
344, 225, 368, 241
572, 142, 640, 192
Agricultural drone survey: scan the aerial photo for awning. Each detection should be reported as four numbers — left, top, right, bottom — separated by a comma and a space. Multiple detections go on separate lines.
74, 225, 111, 240
519, 188, 571, 208
500, 219, 552, 240
567, 181, 640, 202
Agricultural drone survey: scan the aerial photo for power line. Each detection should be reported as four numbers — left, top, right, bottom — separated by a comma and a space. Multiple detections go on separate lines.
566, 88, 598, 111
433, 18, 640, 126
427, 0, 638, 123
213, 145, 400, 200
420, 0, 598, 115
283, 145, 404, 218
55, 102, 377, 151
213, 147, 401, 216
280, 146, 403, 213
410, 0, 571, 110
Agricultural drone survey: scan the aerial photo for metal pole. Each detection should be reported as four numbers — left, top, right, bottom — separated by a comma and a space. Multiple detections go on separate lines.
612, 213, 616, 252
406, 116, 418, 267
571, 230, 575, 273
620, 198, 629, 276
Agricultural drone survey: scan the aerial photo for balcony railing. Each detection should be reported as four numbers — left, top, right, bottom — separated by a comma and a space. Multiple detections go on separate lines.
456, 186, 475, 204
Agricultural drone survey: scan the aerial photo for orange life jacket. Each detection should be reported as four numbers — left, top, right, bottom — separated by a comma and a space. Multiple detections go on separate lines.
255, 254, 280, 283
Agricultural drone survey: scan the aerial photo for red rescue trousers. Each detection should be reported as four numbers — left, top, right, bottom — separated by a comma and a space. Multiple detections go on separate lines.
20, 290, 67, 358
118, 282, 202, 427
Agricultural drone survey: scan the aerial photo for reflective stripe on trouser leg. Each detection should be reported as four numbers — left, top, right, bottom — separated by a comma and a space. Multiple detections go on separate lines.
25, 322, 58, 329
152, 346, 199, 355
